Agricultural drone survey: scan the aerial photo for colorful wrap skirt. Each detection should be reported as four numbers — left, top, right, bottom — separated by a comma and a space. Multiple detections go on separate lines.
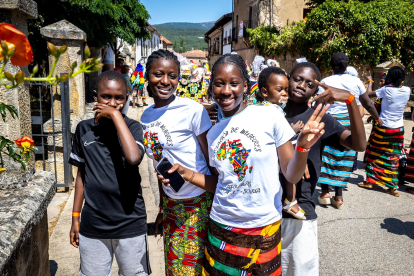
203, 219, 282, 276
364, 125, 404, 189
163, 192, 213, 276
405, 128, 414, 181
319, 113, 356, 187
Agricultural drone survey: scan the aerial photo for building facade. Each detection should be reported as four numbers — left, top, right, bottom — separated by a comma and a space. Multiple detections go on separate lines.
205, 13, 232, 68
135, 21, 163, 64
181, 50, 208, 66
161, 36, 174, 51
222, 21, 232, 55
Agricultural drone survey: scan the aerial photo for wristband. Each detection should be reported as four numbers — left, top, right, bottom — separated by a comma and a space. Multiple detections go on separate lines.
72, 212, 80, 217
296, 145, 310, 152
367, 79, 374, 83
376, 118, 381, 122
345, 94, 355, 105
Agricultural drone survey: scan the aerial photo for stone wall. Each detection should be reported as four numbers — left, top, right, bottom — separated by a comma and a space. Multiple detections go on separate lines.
0, 171, 56, 276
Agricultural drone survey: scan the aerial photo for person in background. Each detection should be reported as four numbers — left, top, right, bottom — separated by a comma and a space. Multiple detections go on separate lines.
316, 53, 366, 210
69, 71, 150, 276
114, 58, 124, 74
103, 40, 123, 72
358, 66, 410, 197
121, 64, 133, 107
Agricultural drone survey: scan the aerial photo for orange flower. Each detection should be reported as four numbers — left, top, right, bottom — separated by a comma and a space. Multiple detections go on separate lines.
0, 23, 33, 66
15, 136, 35, 152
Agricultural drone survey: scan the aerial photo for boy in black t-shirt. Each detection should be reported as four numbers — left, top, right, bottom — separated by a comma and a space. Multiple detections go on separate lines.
69, 71, 150, 276
280, 62, 366, 276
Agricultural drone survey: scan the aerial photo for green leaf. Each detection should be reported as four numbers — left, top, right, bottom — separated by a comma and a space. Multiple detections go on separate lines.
8, 145, 15, 157
0, 139, 8, 150
5, 104, 18, 119
19, 160, 27, 170
0, 103, 6, 122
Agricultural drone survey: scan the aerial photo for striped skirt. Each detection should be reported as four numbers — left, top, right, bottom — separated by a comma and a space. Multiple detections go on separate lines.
405, 128, 414, 181
319, 113, 356, 187
163, 192, 213, 276
364, 125, 404, 189
203, 219, 282, 276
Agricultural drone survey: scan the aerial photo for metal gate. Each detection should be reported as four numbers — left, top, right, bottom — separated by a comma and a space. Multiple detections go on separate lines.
30, 74, 72, 189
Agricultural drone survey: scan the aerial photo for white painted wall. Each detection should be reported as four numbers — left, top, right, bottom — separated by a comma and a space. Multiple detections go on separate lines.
223, 21, 233, 55
135, 30, 162, 63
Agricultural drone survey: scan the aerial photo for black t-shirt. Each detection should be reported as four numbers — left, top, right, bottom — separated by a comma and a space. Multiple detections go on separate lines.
280, 108, 346, 220
69, 117, 147, 239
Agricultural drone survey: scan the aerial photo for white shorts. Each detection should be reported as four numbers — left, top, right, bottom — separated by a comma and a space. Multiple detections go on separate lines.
79, 233, 151, 276
281, 218, 319, 276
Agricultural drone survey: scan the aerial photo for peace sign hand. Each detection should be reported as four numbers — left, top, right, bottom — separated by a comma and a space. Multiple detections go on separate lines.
311, 80, 351, 104
297, 103, 329, 149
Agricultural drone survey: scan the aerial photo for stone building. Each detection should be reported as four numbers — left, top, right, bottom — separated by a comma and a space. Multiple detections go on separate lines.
181, 50, 208, 66
161, 36, 173, 51
204, 13, 232, 67
205, 0, 310, 66
135, 21, 163, 63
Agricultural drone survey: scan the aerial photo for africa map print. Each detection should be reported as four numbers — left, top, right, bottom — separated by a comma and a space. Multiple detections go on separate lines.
143, 131, 164, 161
216, 139, 253, 181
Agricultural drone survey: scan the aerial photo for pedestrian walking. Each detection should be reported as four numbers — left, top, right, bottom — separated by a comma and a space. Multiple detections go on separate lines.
358, 66, 411, 197
140, 49, 213, 276
69, 71, 150, 276
281, 62, 366, 276
316, 53, 366, 209
160, 54, 328, 276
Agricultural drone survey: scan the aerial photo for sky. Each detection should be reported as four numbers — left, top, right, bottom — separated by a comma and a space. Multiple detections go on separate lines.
141, 0, 233, 25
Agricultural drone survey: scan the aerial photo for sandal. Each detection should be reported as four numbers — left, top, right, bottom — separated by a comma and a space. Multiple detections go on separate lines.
384, 188, 400, 197
283, 199, 306, 220
406, 188, 414, 195
318, 196, 331, 205
358, 181, 372, 189
331, 197, 344, 210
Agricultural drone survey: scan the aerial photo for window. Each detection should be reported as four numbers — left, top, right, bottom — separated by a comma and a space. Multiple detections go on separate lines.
248, 6, 253, 28
303, 8, 312, 19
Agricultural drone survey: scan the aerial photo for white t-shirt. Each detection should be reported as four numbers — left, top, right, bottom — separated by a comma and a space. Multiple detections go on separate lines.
103, 44, 115, 63
376, 86, 410, 128
318, 74, 364, 115
141, 97, 212, 199
207, 105, 294, 228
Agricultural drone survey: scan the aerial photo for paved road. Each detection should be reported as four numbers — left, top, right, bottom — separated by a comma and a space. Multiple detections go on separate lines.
48, 102, 414, 275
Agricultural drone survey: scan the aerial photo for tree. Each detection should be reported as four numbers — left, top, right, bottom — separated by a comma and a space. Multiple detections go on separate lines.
179, 37, 185, 53
173, 40, 178, 52
249, 0, 414, 71
28, 0, 150, 69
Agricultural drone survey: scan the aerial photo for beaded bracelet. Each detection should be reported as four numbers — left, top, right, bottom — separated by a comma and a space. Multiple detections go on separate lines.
367, 79, 374, 83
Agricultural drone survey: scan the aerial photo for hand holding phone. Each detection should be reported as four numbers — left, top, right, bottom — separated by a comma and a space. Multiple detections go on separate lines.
156, 157, 186, 193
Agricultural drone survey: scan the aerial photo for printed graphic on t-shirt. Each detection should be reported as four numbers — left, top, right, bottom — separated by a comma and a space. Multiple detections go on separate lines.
143, 131, 164, 161
217, 139, 253, 181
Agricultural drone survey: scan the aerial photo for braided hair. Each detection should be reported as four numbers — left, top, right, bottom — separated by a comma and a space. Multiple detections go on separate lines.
145, 49, 180, 97
384, 66, 405, 87
257, 67, 288, 102
208, 53, 251, 99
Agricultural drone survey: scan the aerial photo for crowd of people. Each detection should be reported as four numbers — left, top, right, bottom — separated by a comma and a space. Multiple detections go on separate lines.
68, 49, 412, 276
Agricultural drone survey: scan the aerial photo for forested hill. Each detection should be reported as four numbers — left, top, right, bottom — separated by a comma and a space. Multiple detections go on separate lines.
154, 22, 215, 52
155, 22, 214, 30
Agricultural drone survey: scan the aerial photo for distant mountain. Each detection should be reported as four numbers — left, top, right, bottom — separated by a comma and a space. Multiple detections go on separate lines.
155, 22, 215, 30
154, 22, 214, 52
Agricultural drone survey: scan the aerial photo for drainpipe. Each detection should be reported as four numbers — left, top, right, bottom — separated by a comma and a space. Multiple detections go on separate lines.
232, 0, 234, 51
270, 0, 273, 26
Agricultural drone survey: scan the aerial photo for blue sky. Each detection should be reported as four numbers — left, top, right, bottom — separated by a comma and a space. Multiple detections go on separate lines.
141, 0, 233, 25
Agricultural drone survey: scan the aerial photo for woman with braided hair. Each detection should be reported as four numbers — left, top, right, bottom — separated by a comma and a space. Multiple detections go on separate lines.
140, 49, 213, 275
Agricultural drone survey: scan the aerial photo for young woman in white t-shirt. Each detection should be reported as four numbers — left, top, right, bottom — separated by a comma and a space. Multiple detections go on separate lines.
140, 50, 213, 276
358, 66, 410, 197
159, 53, 328, 276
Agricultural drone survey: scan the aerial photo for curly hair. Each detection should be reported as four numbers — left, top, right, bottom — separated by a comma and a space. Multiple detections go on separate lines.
145, 49, 180, 97
208, 53, 251, 99
256, 67, 288, 102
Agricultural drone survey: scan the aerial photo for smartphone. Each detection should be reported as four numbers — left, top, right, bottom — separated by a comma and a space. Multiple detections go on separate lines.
155, 157, 186, 193
147, 222, 163, 236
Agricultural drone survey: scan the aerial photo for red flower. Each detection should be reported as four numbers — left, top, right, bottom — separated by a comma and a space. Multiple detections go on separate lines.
15, 136, 35, 152
0, 23, 33, 66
